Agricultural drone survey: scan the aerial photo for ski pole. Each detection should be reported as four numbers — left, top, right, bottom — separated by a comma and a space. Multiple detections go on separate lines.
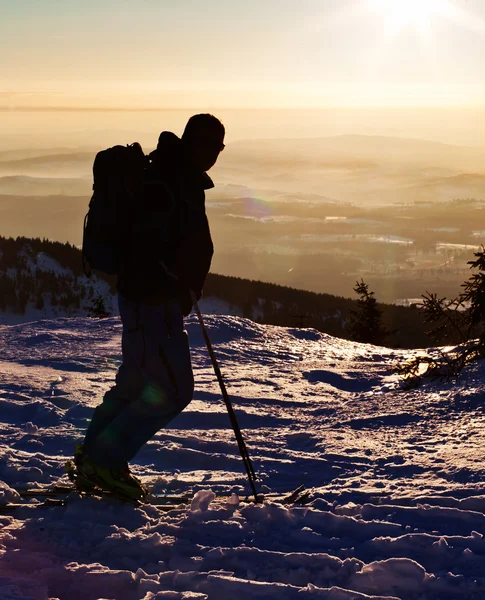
190, 290, 259, 502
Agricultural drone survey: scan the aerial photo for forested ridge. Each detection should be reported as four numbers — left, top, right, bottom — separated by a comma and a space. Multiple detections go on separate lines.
0, 235, 431, 347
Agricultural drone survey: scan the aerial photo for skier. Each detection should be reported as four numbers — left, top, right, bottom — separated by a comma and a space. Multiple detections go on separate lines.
70, 114, 225, 499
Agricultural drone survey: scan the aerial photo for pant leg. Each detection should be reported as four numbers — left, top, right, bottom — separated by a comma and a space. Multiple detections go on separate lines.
86, 297, 194, 468
83, 294, 145, 453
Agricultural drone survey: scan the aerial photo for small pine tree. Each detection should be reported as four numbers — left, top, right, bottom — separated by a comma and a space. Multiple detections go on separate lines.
460, 248, 485, 345
88, 293, 110, 319
397, 246, 485, 384
348, 279, 389, 345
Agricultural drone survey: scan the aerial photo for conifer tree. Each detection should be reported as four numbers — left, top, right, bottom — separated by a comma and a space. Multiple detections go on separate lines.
88, 293, 110, 319
397, 246, 485, 383
348, 279, 389, 345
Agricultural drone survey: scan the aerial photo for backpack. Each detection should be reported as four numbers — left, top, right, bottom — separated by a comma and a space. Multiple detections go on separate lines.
82, 142, 148, 276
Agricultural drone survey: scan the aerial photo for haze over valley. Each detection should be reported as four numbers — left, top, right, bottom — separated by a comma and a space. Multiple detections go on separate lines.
1, 108, 484, 304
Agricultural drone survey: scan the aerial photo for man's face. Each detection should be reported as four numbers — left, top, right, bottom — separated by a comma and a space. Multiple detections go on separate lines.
188, 126, 225, 173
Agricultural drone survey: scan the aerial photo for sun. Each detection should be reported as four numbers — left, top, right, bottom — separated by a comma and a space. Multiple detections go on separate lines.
370, 0, 451, 35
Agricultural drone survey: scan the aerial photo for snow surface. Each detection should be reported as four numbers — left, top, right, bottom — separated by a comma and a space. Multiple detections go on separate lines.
1, 314, 485, 599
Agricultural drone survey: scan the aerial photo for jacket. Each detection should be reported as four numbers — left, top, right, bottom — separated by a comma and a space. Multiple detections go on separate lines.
117, 132, 214, 315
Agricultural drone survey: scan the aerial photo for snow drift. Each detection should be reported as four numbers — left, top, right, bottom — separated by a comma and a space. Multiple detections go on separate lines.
0, 314, 485, 599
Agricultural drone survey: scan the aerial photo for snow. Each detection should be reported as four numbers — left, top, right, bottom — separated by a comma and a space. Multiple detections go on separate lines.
1, 313, 485, 599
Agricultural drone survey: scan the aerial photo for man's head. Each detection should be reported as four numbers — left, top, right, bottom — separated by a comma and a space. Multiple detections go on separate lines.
181, 113, 225, 173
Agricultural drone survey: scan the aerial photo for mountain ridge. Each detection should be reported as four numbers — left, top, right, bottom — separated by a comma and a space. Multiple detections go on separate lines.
0, 235, 433, 348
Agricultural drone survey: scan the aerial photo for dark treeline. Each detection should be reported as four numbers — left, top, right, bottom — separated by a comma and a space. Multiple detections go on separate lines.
0, 235, 433, 348
204, 273, 430, 348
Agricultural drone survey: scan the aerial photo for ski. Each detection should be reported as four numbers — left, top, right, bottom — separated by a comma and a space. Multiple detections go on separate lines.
13, 485, 191, 505
16, 484, 76, 497
0, 497, 182, 513
9, 484, 310, 507
0, 497, 67, 512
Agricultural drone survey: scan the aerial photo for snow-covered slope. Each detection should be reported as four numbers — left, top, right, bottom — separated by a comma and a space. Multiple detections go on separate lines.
0, 314, 484, 599
0, 238, 243, 326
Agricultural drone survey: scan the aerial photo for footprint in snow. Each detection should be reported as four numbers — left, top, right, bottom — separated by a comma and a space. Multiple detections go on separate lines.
303, 370, 380, 392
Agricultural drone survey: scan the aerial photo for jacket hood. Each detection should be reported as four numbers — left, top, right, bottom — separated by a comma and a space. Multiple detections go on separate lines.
156, 131, 182, 157
152, 131, 214, 190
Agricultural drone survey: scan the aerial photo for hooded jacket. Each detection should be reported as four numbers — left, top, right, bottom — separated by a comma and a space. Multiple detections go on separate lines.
116, 132, 214, 315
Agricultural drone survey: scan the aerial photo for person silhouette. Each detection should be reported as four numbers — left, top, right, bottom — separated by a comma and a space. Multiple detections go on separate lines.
70, 114, 225, 499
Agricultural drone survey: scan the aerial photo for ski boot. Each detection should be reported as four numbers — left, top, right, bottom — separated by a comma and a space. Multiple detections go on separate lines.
66, 444, 148, 502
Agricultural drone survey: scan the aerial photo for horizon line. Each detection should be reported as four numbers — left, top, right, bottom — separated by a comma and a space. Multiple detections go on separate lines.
1, 105, 485, 112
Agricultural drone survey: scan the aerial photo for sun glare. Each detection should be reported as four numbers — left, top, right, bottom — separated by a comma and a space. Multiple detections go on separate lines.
371, 0, 450, 35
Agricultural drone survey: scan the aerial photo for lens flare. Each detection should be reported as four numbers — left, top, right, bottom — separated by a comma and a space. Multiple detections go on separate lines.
243, 194, 273, 219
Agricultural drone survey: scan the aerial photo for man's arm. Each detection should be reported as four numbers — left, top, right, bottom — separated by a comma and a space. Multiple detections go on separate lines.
175, 227, 214, 299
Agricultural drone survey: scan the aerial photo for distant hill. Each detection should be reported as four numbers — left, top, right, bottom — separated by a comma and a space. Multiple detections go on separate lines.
229, 135, 485, 171
0, 146, 94, 160
404, 173, 485, 203
0, 151, 94, 178
414, 172, 485, 189
217, 135, 485, 204
0, 151, 94, 169
0, 235, 435, 348
0, 175, 90, 196
0, 196, 88, 245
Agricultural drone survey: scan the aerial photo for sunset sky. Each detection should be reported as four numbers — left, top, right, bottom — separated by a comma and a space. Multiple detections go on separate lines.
1, 0, 484, 109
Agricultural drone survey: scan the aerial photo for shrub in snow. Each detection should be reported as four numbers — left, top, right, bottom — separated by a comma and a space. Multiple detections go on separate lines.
398, 246, 485, 384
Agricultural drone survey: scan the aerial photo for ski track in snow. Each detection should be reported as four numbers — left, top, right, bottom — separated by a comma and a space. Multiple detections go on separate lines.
1, 314, 485, 599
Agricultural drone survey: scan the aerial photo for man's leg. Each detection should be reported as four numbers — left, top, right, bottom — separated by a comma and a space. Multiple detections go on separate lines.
83, 294, 145, 453
85, 300, 194, 469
